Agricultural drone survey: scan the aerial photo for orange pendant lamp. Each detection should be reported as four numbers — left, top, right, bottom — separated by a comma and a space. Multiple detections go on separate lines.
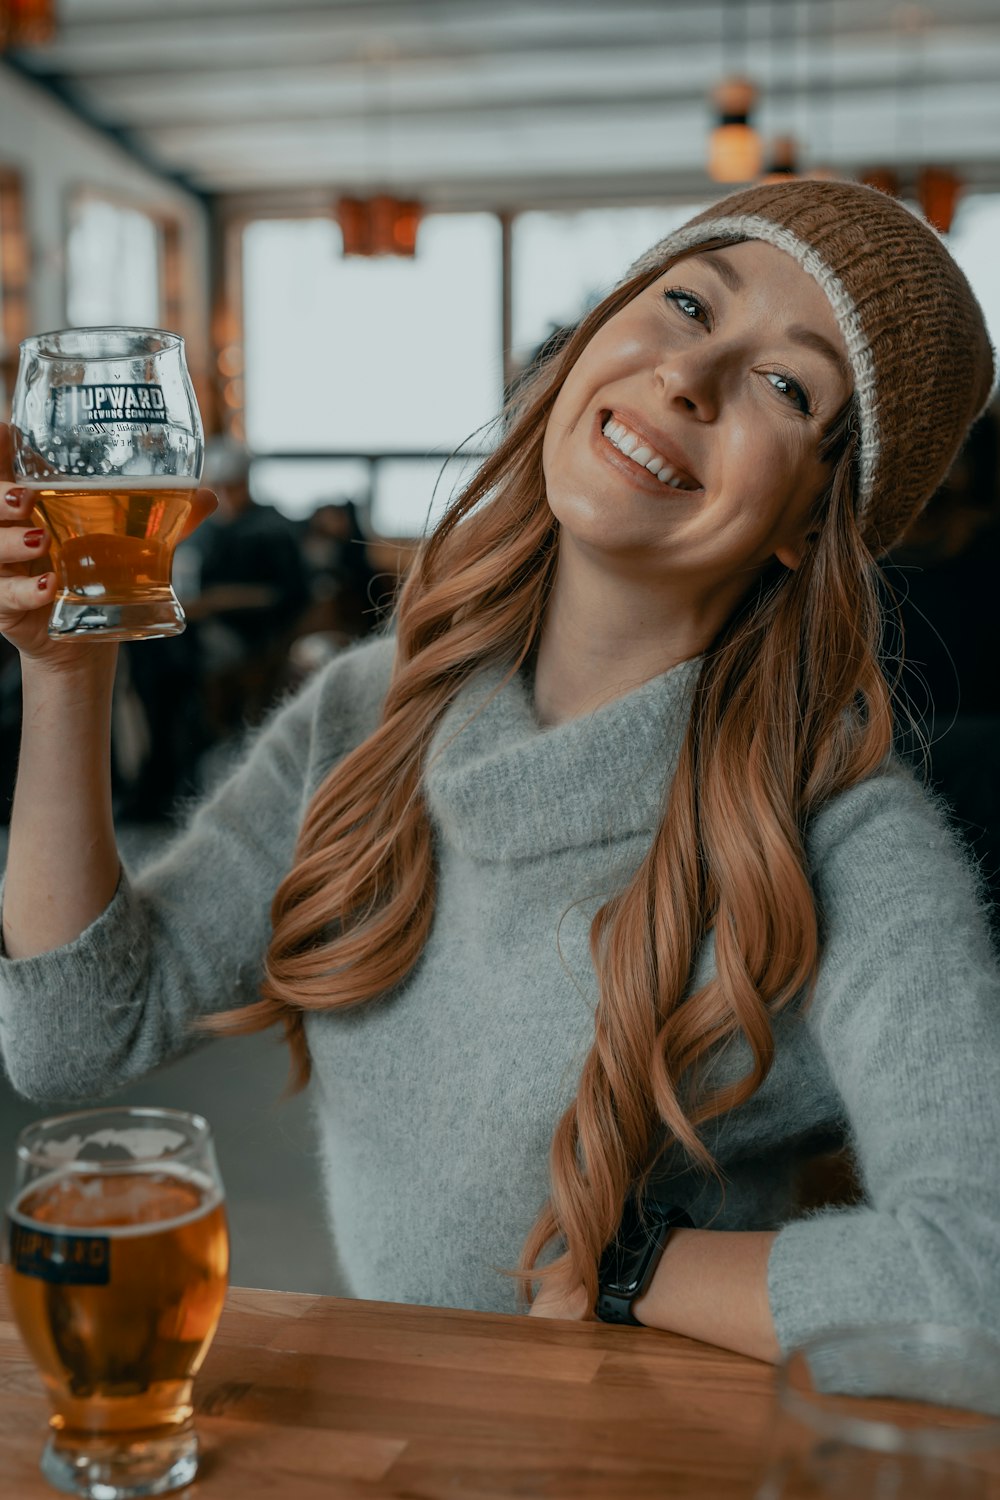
337, 195, 422, 258
0, 0, 56, 47
759, 134, 799, 184
708, 76, 763, 184
918, 167, 962, 234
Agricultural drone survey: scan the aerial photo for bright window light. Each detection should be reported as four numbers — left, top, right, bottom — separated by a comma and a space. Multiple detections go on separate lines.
66, 197, 161, 328
950, 194, 1000, 357
251, 458, 371, 522
243, 214, 503, 458
511, 204, 706, 369
371, 454, 483, 539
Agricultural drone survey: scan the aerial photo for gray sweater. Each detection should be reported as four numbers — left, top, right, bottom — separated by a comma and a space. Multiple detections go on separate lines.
2, 635, 999, 1354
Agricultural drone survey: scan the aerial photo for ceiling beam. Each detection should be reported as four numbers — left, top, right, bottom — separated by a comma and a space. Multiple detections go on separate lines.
0, 57, 213, 207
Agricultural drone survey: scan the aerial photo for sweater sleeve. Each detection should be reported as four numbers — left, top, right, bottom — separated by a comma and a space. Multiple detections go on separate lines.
0, 637, 394, 1104
767, 760, 1000, 1354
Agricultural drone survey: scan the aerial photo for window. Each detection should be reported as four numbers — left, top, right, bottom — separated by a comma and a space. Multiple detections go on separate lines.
251, 457, 371, 519
243, 214, 503, 457
250, 449, 481, 536
510, 204, 706, 370
66, 195, 162, 328
950, 194, 1000, 356
371, 454, 483, 538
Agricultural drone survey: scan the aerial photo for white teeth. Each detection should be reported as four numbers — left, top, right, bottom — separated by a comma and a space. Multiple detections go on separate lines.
601, 416, 698, 490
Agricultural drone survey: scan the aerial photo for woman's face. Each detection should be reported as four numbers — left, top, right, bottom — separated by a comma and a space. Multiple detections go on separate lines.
541, 239, 853, 584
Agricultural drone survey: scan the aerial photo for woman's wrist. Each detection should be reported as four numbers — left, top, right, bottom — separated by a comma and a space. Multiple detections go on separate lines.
19, 641, 119, 699
631, 1228, 781, 1364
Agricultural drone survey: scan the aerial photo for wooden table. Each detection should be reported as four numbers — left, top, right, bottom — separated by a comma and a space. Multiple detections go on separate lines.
0, 1282, 776, 1498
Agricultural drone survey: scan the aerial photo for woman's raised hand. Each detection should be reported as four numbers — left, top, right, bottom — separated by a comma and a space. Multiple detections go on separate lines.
0, 422, 217, 667
0, 423, 63, 663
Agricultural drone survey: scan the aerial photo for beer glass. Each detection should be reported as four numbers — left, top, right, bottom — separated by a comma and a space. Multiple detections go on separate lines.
10, 326, 204, 641
3, 1107, 229, 1498
755, 1323, 1000, 1498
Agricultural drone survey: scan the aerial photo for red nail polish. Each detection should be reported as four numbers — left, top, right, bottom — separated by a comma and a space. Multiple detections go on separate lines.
5, 489, 25, 508
36, 573, 50, 591
24, 529, 45, 548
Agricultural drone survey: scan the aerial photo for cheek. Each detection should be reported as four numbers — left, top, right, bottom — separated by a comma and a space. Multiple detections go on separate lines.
721, 417, 816, 501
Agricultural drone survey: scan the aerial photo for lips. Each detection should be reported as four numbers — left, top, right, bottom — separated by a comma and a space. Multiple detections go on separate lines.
599, 410, 702, 491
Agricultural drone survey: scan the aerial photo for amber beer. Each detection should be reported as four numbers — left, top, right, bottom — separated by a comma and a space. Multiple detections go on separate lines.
29, 477, 196, 613
5, 1166, 228, 1441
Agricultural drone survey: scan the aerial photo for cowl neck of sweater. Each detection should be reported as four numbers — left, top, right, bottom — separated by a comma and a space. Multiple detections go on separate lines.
423, 655, 702, 862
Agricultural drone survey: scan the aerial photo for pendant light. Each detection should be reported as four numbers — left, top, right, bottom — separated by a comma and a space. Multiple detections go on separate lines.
337, 195, 422, 258
708, 76, 763, 183
759, 134, 799, 183
707, 0, 762, 184
918, 166, 962, 234
0, 0, 56, 48
336, 54, 423, 258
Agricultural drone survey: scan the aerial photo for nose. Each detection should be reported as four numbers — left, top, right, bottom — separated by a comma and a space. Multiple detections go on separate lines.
653, 345, 720, 422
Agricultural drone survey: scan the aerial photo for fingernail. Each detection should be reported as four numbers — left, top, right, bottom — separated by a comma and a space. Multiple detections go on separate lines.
23, 529, 45, 548
36, 573, 50, 591
4, 488, 27, 508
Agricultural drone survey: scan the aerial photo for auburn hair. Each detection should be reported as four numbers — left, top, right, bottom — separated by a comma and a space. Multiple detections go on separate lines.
208, 250, 891, 1309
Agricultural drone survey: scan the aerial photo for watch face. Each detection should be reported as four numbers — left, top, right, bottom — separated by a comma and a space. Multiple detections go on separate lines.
601, 1197, 666, 1296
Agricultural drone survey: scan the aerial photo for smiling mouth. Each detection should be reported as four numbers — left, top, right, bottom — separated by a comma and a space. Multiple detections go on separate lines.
601, 415, 701, 491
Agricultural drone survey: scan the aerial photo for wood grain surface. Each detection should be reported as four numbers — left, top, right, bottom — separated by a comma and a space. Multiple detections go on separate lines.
0, 1280, 777, 1498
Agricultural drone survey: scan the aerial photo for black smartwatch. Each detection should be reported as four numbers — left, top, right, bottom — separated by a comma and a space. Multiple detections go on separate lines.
595, 1196, 693, 1325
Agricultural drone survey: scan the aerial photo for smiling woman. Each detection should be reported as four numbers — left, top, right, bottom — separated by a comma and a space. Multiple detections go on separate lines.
1, 180, 998, 1370
540, 237, 856, 680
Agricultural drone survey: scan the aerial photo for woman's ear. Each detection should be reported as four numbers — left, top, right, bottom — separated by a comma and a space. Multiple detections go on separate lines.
774, 524, 820, 571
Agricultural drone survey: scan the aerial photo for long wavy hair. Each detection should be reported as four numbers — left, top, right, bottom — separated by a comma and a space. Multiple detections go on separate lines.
209, 245, 891, 1309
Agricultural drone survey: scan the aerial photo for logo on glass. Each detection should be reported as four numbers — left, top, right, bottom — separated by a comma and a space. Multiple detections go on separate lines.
50, 384, 169, 426
8, 1219, 111, 1286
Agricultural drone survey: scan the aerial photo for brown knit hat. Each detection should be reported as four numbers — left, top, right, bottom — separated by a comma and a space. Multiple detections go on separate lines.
627, 180, 996, 555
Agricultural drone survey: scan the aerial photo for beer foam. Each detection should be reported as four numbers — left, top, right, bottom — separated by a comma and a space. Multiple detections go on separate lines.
85, 1126, 189, 1160
10, 1163, 224, 1238
25, 477, 199, 492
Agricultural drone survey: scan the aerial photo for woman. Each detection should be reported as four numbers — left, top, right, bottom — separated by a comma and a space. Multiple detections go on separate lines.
1, 180, 997, 1365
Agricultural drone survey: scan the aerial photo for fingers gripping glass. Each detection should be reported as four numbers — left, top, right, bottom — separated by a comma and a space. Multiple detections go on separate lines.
2, 1107, 229, 1498
10, 327, 204, 642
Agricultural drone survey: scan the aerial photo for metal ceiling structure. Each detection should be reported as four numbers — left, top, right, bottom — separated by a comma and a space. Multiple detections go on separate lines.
6, 0, 1000, 209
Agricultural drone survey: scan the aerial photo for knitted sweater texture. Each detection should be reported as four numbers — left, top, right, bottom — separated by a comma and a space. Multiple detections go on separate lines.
2, 634, 999, 1354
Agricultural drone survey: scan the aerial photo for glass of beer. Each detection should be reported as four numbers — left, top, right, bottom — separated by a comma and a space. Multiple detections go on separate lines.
10, 326, 204, 641
755, 1324, 1000, 1498
3, 1107, 229, 1498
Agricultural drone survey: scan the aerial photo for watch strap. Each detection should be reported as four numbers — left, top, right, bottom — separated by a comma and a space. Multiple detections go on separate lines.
595, 1201, 693, 1326
595, 1289, 645, 1326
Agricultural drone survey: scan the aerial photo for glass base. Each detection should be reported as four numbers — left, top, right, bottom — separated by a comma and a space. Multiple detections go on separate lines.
41, 1426, 198, 1499
48, 594, 186, 643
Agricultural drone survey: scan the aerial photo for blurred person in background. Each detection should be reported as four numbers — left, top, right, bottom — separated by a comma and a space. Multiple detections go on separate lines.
188, 440, 311, 742
298, 499, 382, 646
886, 404, 1000, 925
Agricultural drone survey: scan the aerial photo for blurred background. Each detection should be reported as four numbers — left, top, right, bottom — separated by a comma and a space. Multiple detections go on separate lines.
1, 0, 998, 1293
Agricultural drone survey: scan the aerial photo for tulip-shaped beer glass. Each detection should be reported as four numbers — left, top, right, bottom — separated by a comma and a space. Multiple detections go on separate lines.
3, 1107, 229, 1498
11, 326, 204, 640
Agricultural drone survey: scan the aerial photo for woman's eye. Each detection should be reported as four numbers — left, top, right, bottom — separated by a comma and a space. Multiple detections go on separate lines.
766, 371, 811, 414
664, 288, 709, 324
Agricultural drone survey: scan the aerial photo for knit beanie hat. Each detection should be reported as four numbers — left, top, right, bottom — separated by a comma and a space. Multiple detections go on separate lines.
627, 180, 996, 555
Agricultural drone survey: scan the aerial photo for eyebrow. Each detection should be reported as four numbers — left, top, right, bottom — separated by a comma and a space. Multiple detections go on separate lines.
701, 251, 744, 294
786, 325, 852, 383
700, 252, 851, 383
